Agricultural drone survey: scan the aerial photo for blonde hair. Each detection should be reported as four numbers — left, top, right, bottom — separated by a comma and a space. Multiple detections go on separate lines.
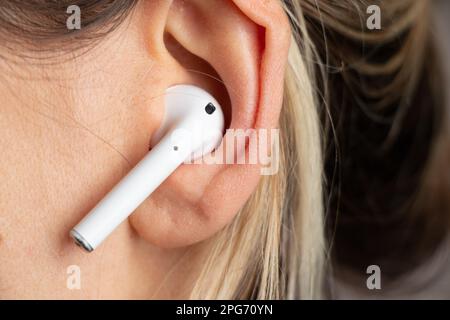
190, 0, 449, 299
190, 1, 326, 299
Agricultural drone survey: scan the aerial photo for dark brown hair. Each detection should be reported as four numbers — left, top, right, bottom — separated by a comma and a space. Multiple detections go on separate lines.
0, 0, 137, 56
299, 0, 450, 279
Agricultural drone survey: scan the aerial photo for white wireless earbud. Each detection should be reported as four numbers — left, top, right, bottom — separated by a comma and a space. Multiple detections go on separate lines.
70, 85, 224, 252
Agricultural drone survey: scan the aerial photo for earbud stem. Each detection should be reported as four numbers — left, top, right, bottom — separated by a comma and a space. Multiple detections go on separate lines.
70, 131, 188, 252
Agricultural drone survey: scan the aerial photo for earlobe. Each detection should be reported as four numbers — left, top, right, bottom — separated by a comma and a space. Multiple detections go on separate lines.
129, 0, 291, 248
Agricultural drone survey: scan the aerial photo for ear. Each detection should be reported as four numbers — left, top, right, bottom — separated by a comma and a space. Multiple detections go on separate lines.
129, 0, 291, 247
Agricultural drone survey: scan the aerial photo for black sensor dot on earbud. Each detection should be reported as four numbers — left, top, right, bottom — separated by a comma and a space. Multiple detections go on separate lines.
205, 103, 216, 115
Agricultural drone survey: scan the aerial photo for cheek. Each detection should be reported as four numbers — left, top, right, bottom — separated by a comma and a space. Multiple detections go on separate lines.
0, 221, 123, 298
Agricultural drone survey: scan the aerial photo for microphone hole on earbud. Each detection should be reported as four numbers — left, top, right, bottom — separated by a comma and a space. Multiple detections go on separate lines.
173, 146, 178, 151
205, 103, 216, 115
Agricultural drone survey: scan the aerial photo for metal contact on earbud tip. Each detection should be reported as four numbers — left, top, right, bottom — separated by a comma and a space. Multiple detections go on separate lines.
70, 229, 94, 252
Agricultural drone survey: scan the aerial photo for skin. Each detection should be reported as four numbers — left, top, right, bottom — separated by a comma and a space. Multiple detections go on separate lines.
0, 0, 290, 299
